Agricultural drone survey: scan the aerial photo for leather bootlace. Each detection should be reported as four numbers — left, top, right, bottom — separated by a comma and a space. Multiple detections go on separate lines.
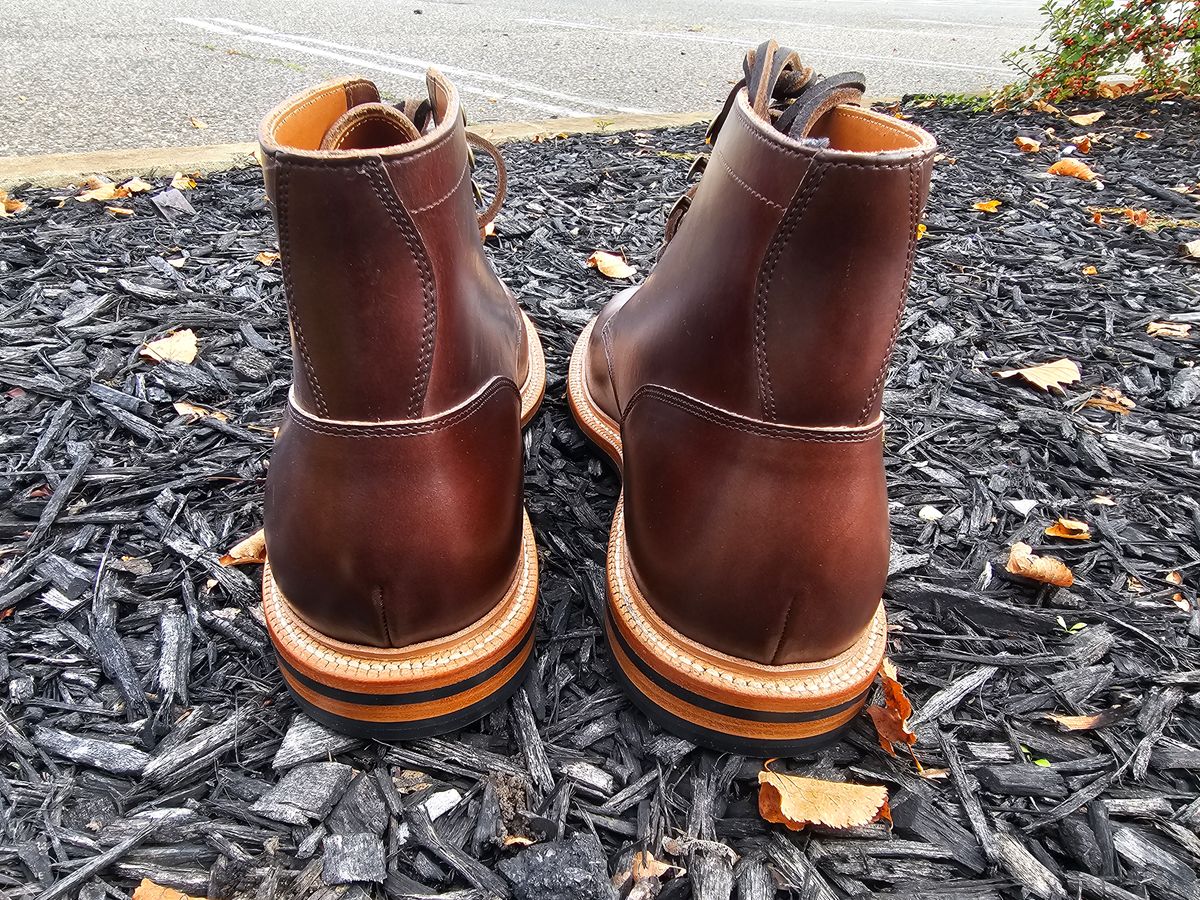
663, 40, 866, 248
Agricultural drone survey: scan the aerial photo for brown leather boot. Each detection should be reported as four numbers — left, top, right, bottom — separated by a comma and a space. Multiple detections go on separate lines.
568, 42, 936, 755
258, 73, 545, 737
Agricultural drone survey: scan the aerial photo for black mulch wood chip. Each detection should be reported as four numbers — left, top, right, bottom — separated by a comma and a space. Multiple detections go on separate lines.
1, 95, 1199, 899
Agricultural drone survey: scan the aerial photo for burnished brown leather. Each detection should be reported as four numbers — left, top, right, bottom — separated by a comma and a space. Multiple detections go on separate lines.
259, 74, 530, 649
585, 67, 936, 665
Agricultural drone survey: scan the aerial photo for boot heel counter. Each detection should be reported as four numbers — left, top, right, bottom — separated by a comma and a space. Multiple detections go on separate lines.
263, 380, 524, 648
622, 385, 889, 666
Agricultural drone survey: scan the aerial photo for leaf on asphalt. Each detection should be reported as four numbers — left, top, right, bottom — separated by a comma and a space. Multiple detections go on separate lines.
132, 879, 200, 900
995, 358, 1081, 393
587, 249, 638, 279
255, 250, 281, 266
140, 329, 198, 365
1067, 111, 1105, 126
866, 658, 916, 756
1044, 517, 1091, 540
1047, 158, 1096, 181
220, 529, 267, 567
1084, 385, 1135, 414
172, 401, 227, 422
1014, 136, 1041, 153
1006, 542, 1074, 588
1147, 320, 1191, 339
171, 172, 198, 190
973, 199, 1002, 213
758, 766, 890, 831
0, 189, 27, 217
189, 117, 208, 129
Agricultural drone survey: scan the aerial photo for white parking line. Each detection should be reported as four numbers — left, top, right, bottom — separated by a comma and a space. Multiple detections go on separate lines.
901, 18, 1004, 29
743, 17, 993, 37
177, 17, 596, 117
205, 17, 654, 115
520, 17, 1009, 74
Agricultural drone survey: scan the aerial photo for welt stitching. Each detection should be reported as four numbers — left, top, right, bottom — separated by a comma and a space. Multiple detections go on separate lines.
277, 164, 328, 417
363, 159, 436, 418
626, 386, 883, 443
858, 159, 920, 424
714, 149, 785, 210
754, 163, 827, 422
288, 380, 518, 437
410, 163, 469, 214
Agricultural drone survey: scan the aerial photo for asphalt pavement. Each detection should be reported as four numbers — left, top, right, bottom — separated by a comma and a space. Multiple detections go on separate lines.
3, 0, 1044, 156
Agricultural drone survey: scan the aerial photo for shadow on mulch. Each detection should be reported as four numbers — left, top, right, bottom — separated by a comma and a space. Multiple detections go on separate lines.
1, 95, 1199, 899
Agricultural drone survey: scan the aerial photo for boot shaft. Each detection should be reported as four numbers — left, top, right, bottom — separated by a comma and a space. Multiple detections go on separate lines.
602, 82, 935, 428
259, 75, 522, 422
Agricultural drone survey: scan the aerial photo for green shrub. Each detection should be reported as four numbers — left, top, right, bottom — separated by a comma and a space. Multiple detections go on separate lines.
1002, 0, 1200, 102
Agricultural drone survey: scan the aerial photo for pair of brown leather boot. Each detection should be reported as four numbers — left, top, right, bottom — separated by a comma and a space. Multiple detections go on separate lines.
258, 41, 936, 755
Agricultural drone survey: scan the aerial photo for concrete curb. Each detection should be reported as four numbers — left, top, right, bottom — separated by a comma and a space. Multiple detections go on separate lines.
0, 111, 712, 190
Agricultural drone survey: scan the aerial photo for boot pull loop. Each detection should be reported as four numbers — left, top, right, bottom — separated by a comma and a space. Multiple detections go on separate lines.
465, 131, 507, 233
743, 40, 813, 120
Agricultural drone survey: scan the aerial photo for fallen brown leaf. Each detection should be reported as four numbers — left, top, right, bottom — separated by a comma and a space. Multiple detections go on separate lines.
171, 172, 198, 190
867, 658, 916, 757
631, 850, 679, 880
123, 177, 154, 194
1044, 517, 1091, 540
1082, 265, 1098, 276
1067, 111, 1105, 126
1167, 571, 1190, 612
220, 529, 266, 567
140, 329, 198, 365
132, 879, 200, 900
1084, 386, 1135, 414
995, 358, 1081, 394
1134, 131, 1151, 139
1183, 238, 1200, 258
1071, 135, 1092, 155
973, 199, 1002, 213
1013, 136, 1041, 153
255, 250, 281, 266
758, 766, 889, 831
1047, 158, 1096, 181
1147, 321, 1191, 339
1031, 99, 1061, 115
172, 401, 227, 422
0, 189, 27, 217
1042, 704, 1131, 731
105, 206, 134, 217
1006, 542, 1074, 588
587, 249, 638, 279
77, 181, 129, 203
189, 117, 208, 129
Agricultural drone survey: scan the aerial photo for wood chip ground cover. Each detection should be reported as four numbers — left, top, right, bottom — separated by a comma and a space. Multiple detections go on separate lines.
0, 95, 1198, 898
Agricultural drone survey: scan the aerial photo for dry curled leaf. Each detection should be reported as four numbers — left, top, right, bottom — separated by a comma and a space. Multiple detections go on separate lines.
1084, 385, 1134, 414
995, 358, 1081, 394
1134, 131, 1151, 139
1082, 265, 1098, 276
1071, 135, 1092, 155
189, 116, 208, 129
1047, 158, 1096, 181
1067, 111, 1105, 126
172, 401, 227, 422
77, 181, 127, 203
1183, 239, 1200, 259
0, 189, 27, 217
1044, 517, 1091, 540
867, 658, 916, 757
631, 851, 679, 880
220, 529, 266, 567
758, 766, 889, 831
587, 249, 638, 280
123, 177, 154, 194
1006, 542, 1074, 588
105, 206, 134, 217
255, 250, 281, 266
1167, 571, 1190, 612
973, 199, 1002, 213
171, 172, 198, 190
1147, 321, 1191, 339
132, 879, 200, 900
140, 329, 198, 365
1014, 136, 1041, 153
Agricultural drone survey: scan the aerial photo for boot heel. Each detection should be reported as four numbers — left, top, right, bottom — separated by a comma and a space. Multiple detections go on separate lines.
262, 512, 539, 739
606, 501, 885, 756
